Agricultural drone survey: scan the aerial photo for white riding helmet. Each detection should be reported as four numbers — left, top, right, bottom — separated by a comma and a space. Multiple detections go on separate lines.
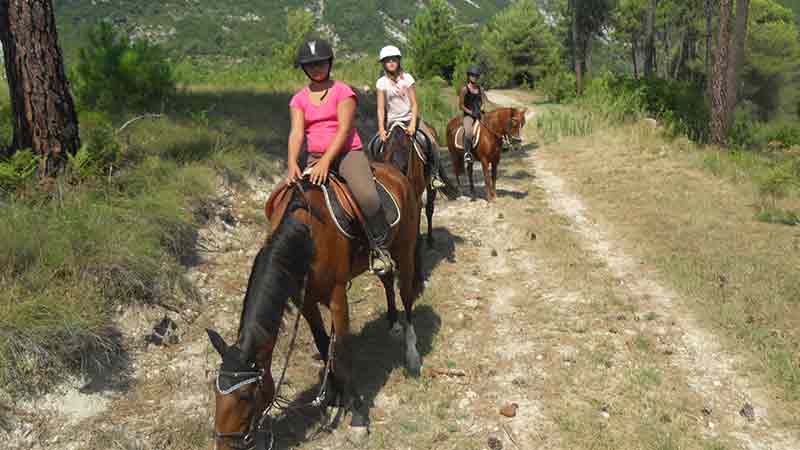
379, 45, 402, 61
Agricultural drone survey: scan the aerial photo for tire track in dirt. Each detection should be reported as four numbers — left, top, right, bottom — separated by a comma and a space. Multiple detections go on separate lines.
487, 90, 800, 450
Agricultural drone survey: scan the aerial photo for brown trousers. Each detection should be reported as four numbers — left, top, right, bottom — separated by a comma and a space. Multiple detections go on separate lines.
307, 150, 381, 216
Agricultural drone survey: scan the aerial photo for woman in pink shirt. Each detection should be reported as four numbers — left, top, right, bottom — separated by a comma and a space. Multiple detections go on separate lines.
287, 39, 393, 274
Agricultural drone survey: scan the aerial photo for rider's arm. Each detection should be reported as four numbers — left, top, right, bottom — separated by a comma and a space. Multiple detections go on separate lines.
480, 87, 489, 113
322, 96, 357, 163
459, 86, 471, 115
408, 85, 419, 130
287, 106, 305, 170
377, 88, 387, 133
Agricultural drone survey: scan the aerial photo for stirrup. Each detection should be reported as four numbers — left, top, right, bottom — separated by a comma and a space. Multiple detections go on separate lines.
369, 248, 395, 275
464, 150, 473, 163
430, 177, 446, 190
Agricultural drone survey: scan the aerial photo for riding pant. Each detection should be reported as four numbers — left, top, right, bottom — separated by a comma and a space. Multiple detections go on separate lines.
307, 150, 381, 216
463, 115, 476, 147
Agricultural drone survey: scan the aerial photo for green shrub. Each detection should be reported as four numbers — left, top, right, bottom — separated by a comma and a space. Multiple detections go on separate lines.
539, 71, 576, 103
0, 149, 39, 193
584, 74, 707, 140
73, 22, 175, 112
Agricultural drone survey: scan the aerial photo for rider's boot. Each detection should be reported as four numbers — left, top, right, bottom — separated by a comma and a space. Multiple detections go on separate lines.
428, 146, 446, 190
364, 206, 395, 275
463, 137, 474, 164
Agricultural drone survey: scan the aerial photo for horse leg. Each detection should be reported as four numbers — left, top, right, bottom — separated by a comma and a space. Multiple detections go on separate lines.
491, 160, 499, 201
302, 299, 330, 361
481, 158, 493, 202
425, 186, 436, 248
379, 271, 401, 336
449, 147, 462, 188
468, 160, 476, 200
329, 283, 369, 433
396, 239, 422, 376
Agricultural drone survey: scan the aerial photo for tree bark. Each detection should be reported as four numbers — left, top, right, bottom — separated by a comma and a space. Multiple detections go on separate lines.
572, 1, 584, 95
643, 0, 658, 77
632, 39, 639, 78
710, 0, 733, 145
0, 0, 80, 176
725, 0, 750, 128
705, 0, 713, 96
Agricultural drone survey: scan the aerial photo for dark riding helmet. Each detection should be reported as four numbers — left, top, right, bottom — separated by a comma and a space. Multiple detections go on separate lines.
296, 39, 334, 67
467, 65, 482, 76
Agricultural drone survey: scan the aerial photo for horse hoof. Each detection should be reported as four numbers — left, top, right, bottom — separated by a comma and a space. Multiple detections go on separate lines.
348, 425, 369, 444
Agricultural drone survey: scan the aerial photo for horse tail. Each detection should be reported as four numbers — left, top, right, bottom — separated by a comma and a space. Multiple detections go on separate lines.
237, 215, 313, 353
436, 161, 460, 200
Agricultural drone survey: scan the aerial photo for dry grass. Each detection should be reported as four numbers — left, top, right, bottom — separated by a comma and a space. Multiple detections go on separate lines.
532, 120, 800, 423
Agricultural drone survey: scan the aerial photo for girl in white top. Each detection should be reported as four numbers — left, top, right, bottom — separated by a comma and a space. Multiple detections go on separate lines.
375, 45, 444, 189
376, 45, 421, 141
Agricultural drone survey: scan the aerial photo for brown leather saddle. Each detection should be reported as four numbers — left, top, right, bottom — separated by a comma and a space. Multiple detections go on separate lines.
265, 173, 400, 240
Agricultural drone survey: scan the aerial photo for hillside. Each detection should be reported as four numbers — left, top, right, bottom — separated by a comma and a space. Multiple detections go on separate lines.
54, 0, 510, 58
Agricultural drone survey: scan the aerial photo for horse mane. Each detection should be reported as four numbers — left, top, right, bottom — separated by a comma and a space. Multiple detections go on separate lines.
236, 214, 313, 360
384, 126, 413, 173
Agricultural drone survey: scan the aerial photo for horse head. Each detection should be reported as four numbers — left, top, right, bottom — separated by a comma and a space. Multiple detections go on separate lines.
208, 218, 313, 450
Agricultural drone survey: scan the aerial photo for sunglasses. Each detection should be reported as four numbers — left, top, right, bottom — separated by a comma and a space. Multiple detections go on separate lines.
383, 57, 400, 63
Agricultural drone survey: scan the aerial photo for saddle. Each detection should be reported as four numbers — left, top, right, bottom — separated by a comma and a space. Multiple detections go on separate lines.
367, 122, 430, 164
264, 172, 400, 240
454, 121, 481, 150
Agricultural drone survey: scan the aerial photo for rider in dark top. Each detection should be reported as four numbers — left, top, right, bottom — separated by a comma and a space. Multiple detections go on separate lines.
458, 65, 486, 164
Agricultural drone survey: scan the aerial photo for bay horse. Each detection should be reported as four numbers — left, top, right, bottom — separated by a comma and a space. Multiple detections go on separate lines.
206, 162, 420, 449
376, 125, 459, 248
446, 107, 527, 201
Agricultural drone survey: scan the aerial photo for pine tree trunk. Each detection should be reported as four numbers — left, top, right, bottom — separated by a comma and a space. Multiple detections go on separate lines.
710, 0, 733, 145
0, 0, 80, 176
725, 0, 750, 128
705, 0, 713, 96
643, 0, 658, 77
632, 39, 639, 78
572, 3, 584, 95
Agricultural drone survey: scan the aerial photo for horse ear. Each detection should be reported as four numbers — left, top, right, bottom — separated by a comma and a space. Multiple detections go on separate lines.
207, 328, 229, 356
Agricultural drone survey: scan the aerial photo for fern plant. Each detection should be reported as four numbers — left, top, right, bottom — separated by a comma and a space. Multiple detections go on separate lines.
0, 150, 39, 193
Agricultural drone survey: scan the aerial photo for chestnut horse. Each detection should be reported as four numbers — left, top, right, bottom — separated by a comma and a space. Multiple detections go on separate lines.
446, 107, 527, 201
376, 125, 459, 247
206, 163, 420, 449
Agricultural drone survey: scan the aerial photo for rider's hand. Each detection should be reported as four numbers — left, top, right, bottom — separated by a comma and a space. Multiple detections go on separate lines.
286, 161, 302, 183
379, 129, 389, 142
406, 124, 416, 136
308, 158, 331, 186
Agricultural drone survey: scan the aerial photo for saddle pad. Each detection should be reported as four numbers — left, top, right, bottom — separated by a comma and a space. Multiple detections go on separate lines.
322, 179, 400, 239
454, 122, 481, 150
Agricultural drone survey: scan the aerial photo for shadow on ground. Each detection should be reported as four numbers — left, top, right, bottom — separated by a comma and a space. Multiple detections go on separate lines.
268, 305, 441, 448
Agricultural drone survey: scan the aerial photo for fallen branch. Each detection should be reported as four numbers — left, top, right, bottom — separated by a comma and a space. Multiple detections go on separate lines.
422, 367, 467, 377
117, 114, 163, 134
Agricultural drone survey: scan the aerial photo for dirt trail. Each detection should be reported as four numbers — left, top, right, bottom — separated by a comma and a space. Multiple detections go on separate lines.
6, 91, 799, 450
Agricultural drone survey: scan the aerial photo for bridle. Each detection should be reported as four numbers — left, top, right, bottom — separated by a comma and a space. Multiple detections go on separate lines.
212, 368, 274, 450
212, 295, 336, 450
479, 110, 524, 150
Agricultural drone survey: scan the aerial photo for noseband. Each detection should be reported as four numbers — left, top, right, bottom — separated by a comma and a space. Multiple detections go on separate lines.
213, 369, 274, 450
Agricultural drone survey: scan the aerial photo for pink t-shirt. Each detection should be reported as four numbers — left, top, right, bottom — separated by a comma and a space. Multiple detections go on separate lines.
289, 81, 363, 154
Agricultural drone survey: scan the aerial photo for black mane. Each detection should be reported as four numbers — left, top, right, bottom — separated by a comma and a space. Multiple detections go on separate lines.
236, 215, 313, 361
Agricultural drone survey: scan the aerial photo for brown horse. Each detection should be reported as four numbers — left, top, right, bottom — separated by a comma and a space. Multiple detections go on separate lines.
376, 125, 459, 248
446, 107, 527, 201
206, 163, 420, 449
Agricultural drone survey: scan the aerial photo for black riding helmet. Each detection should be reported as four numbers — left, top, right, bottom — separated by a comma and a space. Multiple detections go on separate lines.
467, 65, 482, 76
296, 39, 335, 67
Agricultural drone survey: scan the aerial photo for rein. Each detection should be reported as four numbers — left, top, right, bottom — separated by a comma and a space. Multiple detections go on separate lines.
213, 227, 337, 450
478, 109, 522, 148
